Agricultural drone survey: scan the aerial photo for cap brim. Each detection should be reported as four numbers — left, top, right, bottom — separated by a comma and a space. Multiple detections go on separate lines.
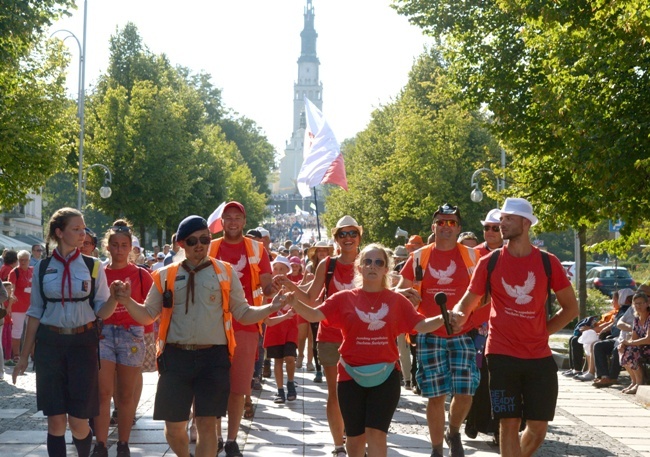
496, 210, 538, 226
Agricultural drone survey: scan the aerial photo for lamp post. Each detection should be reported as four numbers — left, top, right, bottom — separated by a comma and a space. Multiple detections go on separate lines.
82, 163, 112, 208
470, 167, 504, 203
51, 0, 88, 210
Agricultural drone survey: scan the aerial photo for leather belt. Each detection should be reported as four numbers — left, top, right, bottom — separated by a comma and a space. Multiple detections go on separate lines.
167, 343, 216, 351
46, 321, 95, 335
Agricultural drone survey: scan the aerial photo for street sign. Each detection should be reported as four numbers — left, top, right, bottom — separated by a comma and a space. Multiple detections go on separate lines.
609, 219, 624, 232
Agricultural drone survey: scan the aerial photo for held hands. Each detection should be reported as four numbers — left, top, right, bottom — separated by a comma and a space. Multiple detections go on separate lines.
450, 310, 468, 334
274, 275, 297, 291
270, 289, 289, 312
397, 288, 421, 307
110, 280, 132, 304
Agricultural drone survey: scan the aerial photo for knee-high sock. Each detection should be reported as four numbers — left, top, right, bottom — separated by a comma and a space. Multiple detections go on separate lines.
47, 433, 66, 457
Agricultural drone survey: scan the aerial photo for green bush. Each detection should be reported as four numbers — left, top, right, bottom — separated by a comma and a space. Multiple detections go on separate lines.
563, 286, 612, 330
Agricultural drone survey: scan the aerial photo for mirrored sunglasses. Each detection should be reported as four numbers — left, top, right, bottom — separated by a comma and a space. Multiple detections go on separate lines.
362, 258, 386, 267
434, 220, 458, 227
337, 230, 359, 239
184, 235, 212, 246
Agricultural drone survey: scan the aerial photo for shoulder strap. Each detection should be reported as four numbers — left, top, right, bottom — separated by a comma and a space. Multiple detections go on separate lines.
13, 267, 19, 280
323, 256, 338, 300
540, 251, 553, 316
482, 249, 501, 306
38, 256, 52, 307
81, 255, 99, 309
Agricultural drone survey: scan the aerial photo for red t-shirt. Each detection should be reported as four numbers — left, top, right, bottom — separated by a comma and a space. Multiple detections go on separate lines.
104, 264, 153, 328
8, 267, 33, 313
212, 239, 272, 332
263, 308, 298, 348
400, 246, 474, 337
319, 288, 425, 382
474, 243, 491, 259
468, 247, 571, 359
0, 264, 14, 281
317, 257, 355, 344
287, 273, 303, 284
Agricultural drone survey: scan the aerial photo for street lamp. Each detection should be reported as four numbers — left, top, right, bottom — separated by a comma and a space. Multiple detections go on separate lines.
82, 163, 112, 208
470, 149, 507, 203
51, 0, 88, 210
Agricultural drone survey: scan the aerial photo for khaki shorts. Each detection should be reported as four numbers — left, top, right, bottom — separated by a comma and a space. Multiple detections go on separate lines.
317, 341, 341, 367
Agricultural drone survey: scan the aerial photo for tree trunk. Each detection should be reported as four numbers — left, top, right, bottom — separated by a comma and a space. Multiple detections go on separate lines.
578, 226, 587, 318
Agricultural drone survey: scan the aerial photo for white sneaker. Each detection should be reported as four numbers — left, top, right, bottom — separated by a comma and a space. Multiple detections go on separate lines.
306, 362, 315, 372
577, 372, 595, 381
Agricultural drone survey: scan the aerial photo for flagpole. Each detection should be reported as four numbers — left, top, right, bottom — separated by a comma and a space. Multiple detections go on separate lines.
313, 186, 321, 241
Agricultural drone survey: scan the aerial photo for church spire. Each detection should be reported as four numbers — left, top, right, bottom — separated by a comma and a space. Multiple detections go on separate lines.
299, 0, 319, 64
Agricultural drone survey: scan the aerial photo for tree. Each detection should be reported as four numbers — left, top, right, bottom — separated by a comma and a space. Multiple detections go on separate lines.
325, 50, 500, 245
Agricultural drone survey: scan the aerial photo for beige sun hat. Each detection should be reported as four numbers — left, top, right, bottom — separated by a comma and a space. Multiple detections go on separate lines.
307, 240, 334, 259
331, 215, 363, 238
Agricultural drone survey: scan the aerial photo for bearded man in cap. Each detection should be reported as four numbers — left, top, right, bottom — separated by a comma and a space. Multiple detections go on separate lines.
111, 215, 286, 457
208, 202, 276, 457
452, 198, 578, 457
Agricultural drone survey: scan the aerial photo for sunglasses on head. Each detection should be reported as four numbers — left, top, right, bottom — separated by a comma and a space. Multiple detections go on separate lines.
483, 225, 500, 232
362, 258, 385, 267
434, 219, 458, 227
109, 226, 131, 234
184, 235, 212, 247
337, 230, 359, 239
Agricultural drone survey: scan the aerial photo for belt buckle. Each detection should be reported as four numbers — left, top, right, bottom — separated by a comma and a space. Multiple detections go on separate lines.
186, 344, 198, 351
59, 328, 75, 335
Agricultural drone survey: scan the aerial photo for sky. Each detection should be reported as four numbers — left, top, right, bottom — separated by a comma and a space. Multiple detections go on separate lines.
49, 0, 433, 159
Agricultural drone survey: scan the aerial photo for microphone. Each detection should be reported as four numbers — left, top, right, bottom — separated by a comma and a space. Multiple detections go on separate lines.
435, 292, 453, 335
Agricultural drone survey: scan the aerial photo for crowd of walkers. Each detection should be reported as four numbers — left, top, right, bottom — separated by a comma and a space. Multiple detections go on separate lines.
2, 197, 649, 457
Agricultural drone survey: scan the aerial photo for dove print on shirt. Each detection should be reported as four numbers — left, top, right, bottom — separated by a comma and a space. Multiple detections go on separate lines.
232, 254, 247, 279
501, 271, 536, 305
428, 260, 457, 285
333, 276, 354, 291
355, 303, 389, 331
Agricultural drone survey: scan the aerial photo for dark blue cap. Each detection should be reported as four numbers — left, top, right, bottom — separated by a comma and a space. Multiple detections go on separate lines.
176, 215, 208, 241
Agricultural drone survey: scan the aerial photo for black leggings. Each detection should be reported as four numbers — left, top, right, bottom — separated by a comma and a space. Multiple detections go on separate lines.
310, 322, 321, 372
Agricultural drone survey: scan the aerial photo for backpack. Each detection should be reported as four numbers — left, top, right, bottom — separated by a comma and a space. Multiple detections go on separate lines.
38, 255, 100, 310
322, 256, 338, 301
484, 249, 553, 316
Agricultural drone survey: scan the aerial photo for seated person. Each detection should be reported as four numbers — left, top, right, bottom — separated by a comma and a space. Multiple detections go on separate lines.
619, 291, 650, 394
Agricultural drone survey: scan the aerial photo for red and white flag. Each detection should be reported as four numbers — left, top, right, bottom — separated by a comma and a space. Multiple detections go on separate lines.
296, 97, 348, 198
207, 201, 226, 234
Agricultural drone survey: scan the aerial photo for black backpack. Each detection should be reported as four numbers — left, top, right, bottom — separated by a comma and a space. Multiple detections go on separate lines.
38, 255, 99, 310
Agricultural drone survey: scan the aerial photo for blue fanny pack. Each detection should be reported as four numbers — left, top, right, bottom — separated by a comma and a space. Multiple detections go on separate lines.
340, 358, 395, 388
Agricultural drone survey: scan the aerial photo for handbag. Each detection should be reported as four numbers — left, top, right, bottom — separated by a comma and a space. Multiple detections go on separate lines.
340, 357, 395, 388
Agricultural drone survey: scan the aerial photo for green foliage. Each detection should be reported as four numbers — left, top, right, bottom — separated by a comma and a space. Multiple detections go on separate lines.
325, 50, 500, 246
392, 0, 650, 237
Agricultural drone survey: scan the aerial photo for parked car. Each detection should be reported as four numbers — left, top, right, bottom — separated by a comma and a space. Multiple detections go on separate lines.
585, 266, 636, 297
561, 261, 602, 284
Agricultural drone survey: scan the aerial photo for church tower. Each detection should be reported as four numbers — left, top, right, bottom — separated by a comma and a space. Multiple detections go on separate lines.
277, 0, 323, 194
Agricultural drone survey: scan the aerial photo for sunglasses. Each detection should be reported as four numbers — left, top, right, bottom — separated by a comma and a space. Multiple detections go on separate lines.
362, 258, 386, 268
109, 226, 131, 233
483, 225, 501, 232
337, 230, 359, 239
184, 235, 212, 246
434, 219, 458, 227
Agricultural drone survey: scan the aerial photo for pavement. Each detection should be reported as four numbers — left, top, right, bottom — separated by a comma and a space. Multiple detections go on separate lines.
1, 345, 650, 456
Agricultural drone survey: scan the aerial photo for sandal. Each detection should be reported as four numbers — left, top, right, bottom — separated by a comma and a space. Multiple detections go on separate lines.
287, 381, 297, 401
243, 399, 254, 419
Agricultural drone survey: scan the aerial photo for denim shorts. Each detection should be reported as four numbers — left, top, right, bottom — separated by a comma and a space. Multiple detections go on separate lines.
99, 324, 145, 367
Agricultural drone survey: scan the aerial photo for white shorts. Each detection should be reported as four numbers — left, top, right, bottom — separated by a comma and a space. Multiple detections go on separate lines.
11, 312, 27, 340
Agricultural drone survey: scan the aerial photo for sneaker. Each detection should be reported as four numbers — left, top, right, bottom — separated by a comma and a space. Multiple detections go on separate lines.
576, 372, 595, 382
4, 359, 16, 367
444, 429, 465, 457
90, 442, 108, 457
404, 380, 411, 389
116, 441, 131, 457
313, 371, 323, 383
306, 361, 315, 372
217, 437, 224, 455
332, 446, 347, 456
274, 389, 286, 404
464, 423, 478, 439
224, 440, 243, 457
561, 369, 577, 377
572, 372, 585, 379
287, 381, 297, 401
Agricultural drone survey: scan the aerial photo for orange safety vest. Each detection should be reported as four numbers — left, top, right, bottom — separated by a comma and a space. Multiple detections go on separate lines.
209, 237, 264, 307
152, 259, 236, 360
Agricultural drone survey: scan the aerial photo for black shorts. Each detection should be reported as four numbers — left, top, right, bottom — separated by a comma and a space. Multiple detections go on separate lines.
266, 342, 297, 360
154, 345, 230, 422
486, 354, 558, 422
34, 324, 100, 418
337, 369, 401, 436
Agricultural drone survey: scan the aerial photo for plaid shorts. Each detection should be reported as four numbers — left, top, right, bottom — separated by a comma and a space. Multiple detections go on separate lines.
415, 333, 479, 398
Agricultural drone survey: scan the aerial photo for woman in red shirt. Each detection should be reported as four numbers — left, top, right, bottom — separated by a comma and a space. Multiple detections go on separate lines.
92, 220, 153, 457
289, 243, 445, 457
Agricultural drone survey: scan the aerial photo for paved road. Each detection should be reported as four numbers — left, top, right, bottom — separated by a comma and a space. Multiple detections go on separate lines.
2, 357, 650, 456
